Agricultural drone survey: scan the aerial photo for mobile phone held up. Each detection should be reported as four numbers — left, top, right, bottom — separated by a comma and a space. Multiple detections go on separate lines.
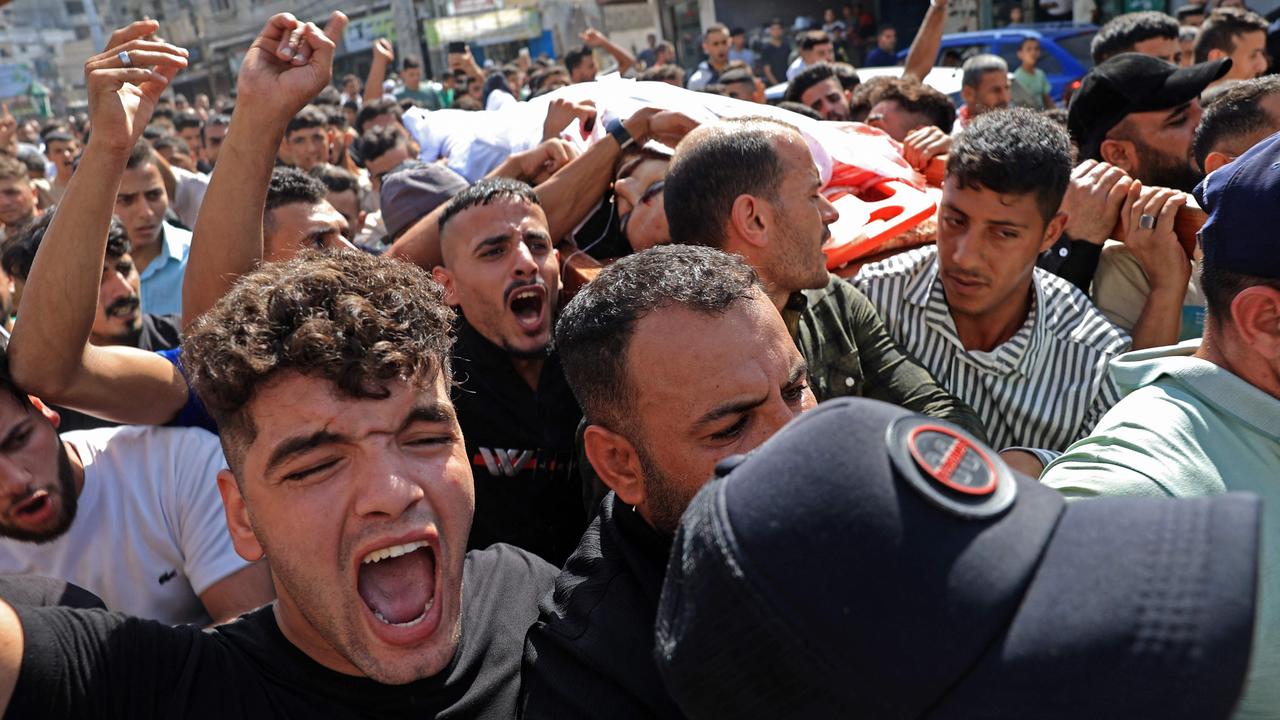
447, 41, 467, 55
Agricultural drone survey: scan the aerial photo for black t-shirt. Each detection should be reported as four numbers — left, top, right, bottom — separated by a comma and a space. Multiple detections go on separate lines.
54, 313, 184, 433
759, 41, 792, 83
521, 493, 684, 719
7, 545, 556, 720
0, 575, 105, 610
451, 319, 587, 566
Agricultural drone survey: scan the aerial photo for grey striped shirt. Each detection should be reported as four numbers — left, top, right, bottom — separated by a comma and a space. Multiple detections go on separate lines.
854, 247, 1131, 451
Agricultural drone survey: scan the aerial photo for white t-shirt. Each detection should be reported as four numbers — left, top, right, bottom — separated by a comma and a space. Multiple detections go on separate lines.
0, 425, 247, 625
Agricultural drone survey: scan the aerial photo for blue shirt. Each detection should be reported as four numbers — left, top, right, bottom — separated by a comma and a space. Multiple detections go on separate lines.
863, 47, 896, 67
138, 221, 191, 318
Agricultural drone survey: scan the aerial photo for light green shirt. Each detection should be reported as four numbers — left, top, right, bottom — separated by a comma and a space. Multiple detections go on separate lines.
1012, 66, 1051, 110
1041, 340, 1280, 719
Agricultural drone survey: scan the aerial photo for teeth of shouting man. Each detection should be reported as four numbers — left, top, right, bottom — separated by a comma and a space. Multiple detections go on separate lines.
361, 540, 428, 565
372, 597, 435, 627
513, 289, 539, 301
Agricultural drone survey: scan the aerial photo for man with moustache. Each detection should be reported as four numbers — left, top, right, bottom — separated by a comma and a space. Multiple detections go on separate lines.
663, 117, 985, 437
522, 244, 817, 718
0, 15, 556, 720
1, 213, 180, 431
432, 178, 586, 566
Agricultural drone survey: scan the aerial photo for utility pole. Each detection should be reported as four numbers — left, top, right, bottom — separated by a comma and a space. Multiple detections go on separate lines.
391, 0, 421, 62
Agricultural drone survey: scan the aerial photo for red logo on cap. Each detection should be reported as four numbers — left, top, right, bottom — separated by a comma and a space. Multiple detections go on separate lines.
906, 425, 996, 496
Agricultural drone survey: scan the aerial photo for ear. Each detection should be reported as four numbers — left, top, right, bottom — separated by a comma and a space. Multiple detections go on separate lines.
727, 193, 769, 250
27, 396, 60, 429
1230, 286, 1280, 360
582, 424, 646, 508
1203, 150, 1233, 175
1040, 211, 1069, 253
217, 469, 266, 562
1206, 48, 1229, 63
431, 265, 461, 307
1098, 138, 1137, 175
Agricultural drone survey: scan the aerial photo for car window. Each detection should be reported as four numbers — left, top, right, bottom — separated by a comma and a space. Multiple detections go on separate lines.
995, 41, 1063, 75
1054, 32, 1097, 70
935, 43, 991, 67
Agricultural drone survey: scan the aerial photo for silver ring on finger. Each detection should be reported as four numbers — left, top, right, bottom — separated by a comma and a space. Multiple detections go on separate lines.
118, 50, 132, 66
1139, 214, 1155, 230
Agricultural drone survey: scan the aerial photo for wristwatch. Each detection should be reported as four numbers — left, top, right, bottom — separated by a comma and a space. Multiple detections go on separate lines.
606, 118, 635, 151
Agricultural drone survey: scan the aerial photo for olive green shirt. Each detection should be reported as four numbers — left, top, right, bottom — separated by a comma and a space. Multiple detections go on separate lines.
785, 274, 987, 440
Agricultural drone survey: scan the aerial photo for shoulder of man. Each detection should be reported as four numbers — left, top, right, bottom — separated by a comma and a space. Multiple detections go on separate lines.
1033, 266, 1131, 353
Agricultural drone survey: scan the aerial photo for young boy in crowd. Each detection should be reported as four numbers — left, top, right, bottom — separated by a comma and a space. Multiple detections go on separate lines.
1012, 37, 1055, 111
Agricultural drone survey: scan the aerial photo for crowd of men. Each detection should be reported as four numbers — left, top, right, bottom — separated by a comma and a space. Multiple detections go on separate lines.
0, 0, 1274, 717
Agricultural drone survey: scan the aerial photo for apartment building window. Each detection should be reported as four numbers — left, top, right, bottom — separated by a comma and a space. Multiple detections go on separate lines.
211, 0, 232, 13
66, 1, 85, 14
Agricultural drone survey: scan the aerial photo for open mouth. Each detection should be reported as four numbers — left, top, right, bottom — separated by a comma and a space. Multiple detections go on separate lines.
13, 491, 49, 519
357, 540, 437, 628
507, 285, 546, 332
107, 299, 140, 319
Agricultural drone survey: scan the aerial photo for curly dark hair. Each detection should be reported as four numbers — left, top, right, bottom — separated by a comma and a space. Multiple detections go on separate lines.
183, 250, 456, 468
947, 108, 1073, 223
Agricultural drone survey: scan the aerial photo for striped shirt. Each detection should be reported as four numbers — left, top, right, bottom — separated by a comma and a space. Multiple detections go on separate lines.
854, 246, 1131, 451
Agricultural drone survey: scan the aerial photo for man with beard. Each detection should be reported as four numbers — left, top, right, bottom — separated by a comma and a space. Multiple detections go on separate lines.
0, 348, 270, 626
0, 16, 557, 720
1, 213, 181, 431
785, 62, 853, 120
855, 109, 1130, 452
432, 178, 587, 565
522, 244, 816, 718
954, 54, 1011, 135
664, 117, 985, 437
1059, 53, 1231, 349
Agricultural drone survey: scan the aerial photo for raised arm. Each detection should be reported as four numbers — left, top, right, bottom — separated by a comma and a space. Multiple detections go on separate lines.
582, 29, 636, 76
182, 11, 347, 329
904, 0, 949, 82
8, 21, 192, 425
363, 37, 393, 105
385, 108, 697, 269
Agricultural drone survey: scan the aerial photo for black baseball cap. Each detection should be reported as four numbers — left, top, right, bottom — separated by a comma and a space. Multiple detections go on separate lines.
655, 398, 1260, 719
1068, 53, 1231, 161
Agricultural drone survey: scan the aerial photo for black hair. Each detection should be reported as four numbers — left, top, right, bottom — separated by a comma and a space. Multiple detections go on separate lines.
832, 62, 860, 91
314, 85, 342, 107
1091, 11, 1179, 64
1195, 7, 1269, 64
42, 130, 74, 146
2, 210, 131, 281
704, 23, 729, 40
142, 125, 167, 142
402, 56, 422, 71
438, 177, 540, 237
309, 162, 361, 196
867, 77, 956, 133
946, 108, 1073, 222
786, 62, 841, 103
265, 166, 327, 214
322, 106, 348, 129
719, 67, 756, 87
150, 106, 175, 122
664, 118, 793, 249
354, 125, 407, 166
151, 135, 192, 156
354, 98, 402, 136
286, 105, 327, 136
564, 46, 593, 75
1193, 75, 1280, 171
554, 244, 762, 429
0, 347, 32, 410
799, 31, 833, 51
1200, 264, 1280, 324
777, 101, 822, 120
173, 112, 203, 132
126, 138, 157, 170
200, 114, 230, 144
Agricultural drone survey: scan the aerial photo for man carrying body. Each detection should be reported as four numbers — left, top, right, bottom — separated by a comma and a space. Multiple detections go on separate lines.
115, 139, 191, 316
521, 244, 816, 718
855, 108, 1130, 451
431, 178, 586, 565
686, 24, 732, 92
663, 117, 984, 436
954, 54, 1010, 134
1039, 129, 1280, 719
1065, 53, 1230, 348
0, 16, 557, 719
784, 62, 852, 120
